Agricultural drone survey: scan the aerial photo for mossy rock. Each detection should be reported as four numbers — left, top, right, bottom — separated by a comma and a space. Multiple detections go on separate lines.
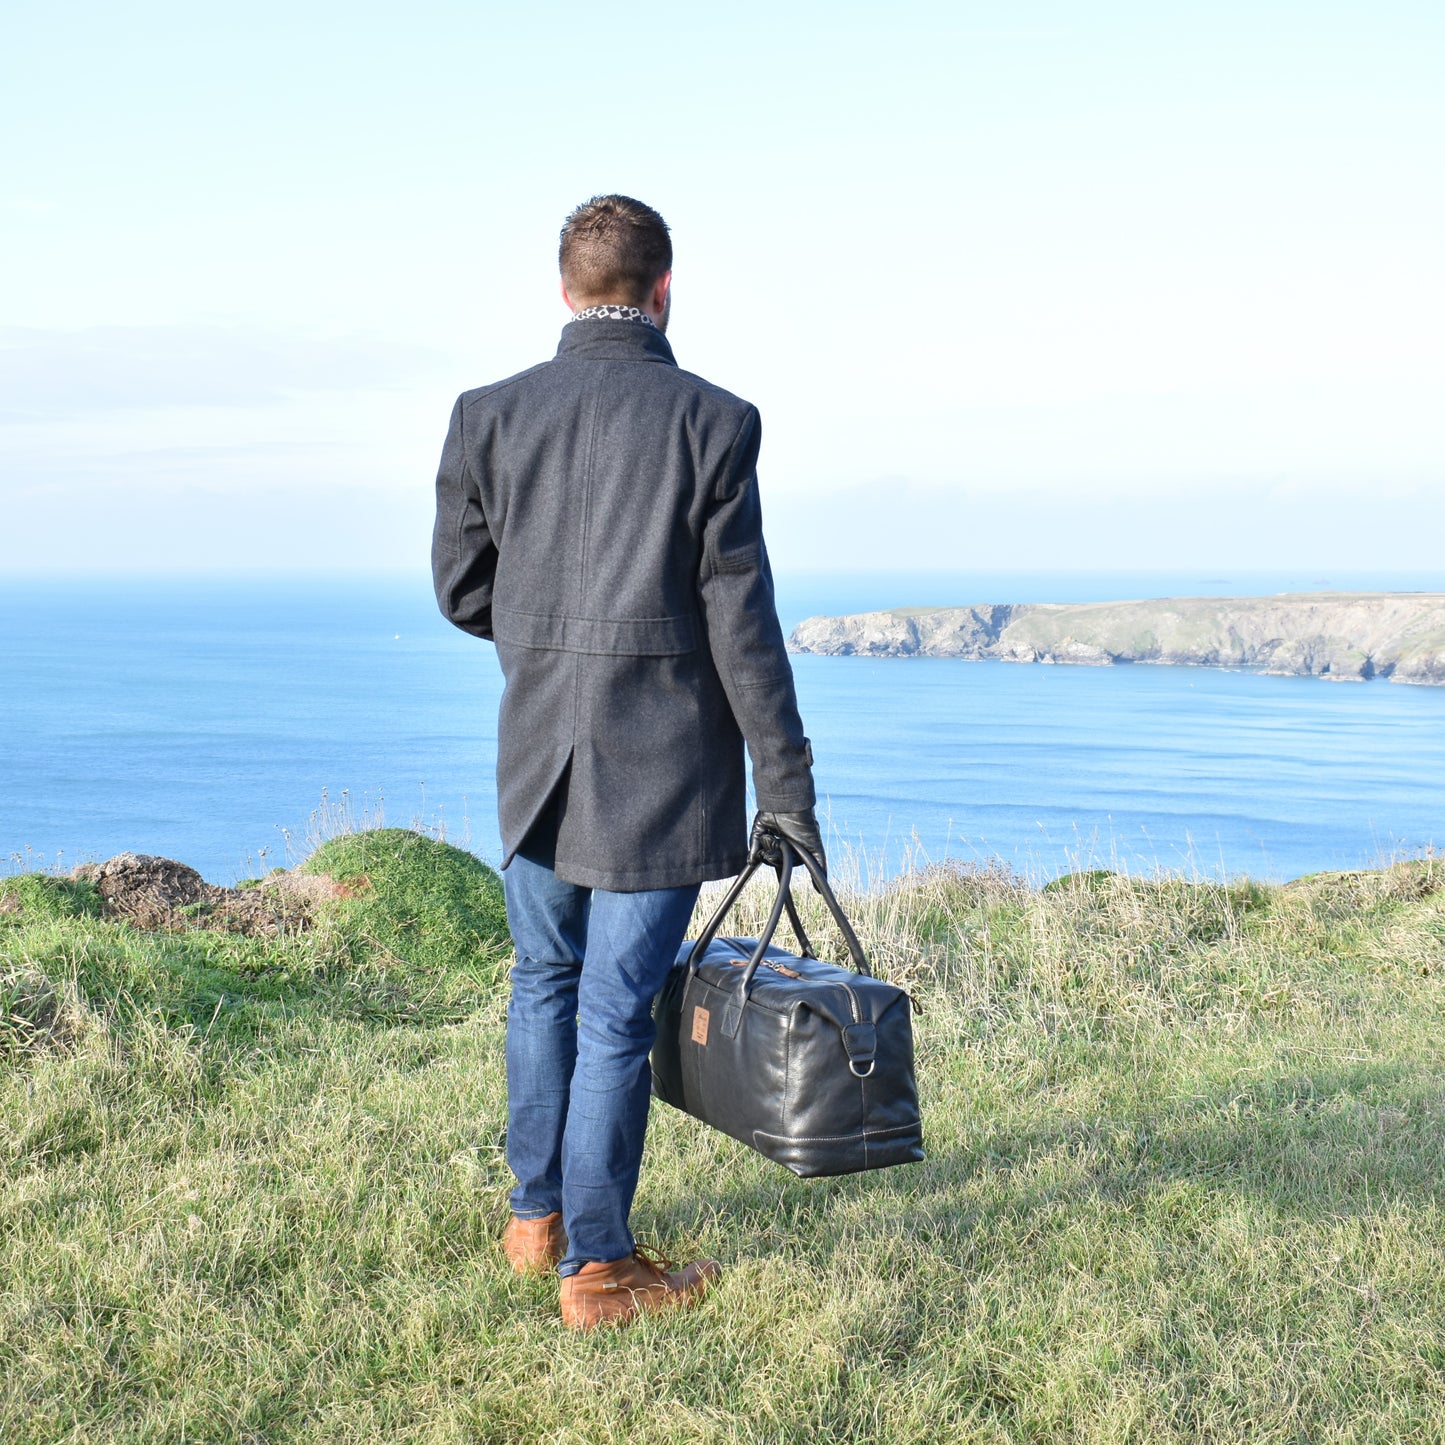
302, 830, 510, 983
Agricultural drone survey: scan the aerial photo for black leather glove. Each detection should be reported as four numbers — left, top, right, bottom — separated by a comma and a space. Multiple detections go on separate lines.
751, 808, 827, 884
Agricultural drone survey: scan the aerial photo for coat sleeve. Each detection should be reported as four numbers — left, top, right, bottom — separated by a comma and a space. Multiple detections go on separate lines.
431, 395, 497, 640
697, 405, 816, 812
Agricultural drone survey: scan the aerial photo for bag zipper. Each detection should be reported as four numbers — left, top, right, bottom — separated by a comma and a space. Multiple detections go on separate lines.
722, 936, 863, 1025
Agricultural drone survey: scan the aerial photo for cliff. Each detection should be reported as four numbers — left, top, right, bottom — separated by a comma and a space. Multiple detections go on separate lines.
787, 593, 1445, 685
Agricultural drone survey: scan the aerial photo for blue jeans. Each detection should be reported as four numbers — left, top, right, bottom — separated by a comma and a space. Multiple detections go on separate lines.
502, 832, 699, 1276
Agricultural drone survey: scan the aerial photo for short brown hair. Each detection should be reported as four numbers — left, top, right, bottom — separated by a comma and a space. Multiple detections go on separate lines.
558, 195, 672, 307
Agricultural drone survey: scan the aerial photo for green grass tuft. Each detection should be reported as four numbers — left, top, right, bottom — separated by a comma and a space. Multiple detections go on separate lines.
0, 872, 102, 924
302, 827, 510, 985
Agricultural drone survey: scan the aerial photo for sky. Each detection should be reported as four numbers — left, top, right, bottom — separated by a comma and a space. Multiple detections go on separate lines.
3, 0, 1442, 576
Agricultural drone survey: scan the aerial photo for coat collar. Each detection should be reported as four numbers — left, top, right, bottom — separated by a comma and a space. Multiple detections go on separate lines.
555, 319, 677, 366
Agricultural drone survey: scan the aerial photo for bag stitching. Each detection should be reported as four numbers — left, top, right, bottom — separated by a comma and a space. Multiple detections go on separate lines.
751, 1124, 921, 1145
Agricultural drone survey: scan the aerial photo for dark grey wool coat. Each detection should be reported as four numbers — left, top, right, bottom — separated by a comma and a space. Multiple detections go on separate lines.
431, 319, 815, 891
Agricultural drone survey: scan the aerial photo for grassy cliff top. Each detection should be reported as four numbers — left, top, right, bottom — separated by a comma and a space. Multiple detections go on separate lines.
4, 836, 1444, 1441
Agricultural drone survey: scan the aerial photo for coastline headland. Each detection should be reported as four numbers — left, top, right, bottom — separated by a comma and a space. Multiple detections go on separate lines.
787, 592, 1445, 685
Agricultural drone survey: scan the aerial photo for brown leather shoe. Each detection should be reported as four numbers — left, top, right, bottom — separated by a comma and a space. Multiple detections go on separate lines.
503, 1212, 567, 1275
560, 1245, 721, 1330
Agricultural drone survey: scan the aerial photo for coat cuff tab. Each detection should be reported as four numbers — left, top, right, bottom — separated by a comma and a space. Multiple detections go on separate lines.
754, 783, 816, 813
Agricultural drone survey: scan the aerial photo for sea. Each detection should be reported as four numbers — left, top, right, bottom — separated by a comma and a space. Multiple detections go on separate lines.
3, 568, 1444, 886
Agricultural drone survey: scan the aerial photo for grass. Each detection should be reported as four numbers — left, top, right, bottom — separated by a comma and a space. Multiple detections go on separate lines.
3, 836, 1443, 1442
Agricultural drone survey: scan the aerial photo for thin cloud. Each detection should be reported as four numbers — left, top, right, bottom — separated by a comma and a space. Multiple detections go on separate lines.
0, 326, 449, 421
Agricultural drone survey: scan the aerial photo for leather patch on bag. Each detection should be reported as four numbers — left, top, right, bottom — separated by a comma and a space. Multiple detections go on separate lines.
691, 1006, 710, 1045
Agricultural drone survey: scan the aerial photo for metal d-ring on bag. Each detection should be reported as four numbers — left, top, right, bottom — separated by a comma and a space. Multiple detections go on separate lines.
650, 834, 924, 1178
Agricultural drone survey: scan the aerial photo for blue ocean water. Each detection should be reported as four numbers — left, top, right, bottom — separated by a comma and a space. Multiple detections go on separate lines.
3, 569, 1443, 884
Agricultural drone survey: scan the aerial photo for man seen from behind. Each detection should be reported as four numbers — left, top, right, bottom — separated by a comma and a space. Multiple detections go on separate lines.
432, 194, 822, 1329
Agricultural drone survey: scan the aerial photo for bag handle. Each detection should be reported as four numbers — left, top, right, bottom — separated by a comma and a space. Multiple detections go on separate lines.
685, 834, 873, 991
780, 886, 816, 961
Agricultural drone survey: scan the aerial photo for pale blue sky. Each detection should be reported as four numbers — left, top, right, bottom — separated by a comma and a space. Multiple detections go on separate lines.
3, 0, 1442, 574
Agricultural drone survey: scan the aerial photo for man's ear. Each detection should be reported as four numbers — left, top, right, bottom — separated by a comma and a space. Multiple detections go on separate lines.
560, 278, 576, 312
649, 270, 672, 315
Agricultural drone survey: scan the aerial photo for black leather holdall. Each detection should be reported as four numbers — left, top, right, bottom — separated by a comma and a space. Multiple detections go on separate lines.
651, 837, 924, 1178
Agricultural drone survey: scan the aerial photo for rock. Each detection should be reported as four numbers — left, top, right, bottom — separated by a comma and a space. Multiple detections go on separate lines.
787, 592, 1445, 687
1390, 650, 1445, 686
69, 853, 319, 936
789, 611, 921, 656
1041, 639, 1118, 666
788, 604, 1017, 660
